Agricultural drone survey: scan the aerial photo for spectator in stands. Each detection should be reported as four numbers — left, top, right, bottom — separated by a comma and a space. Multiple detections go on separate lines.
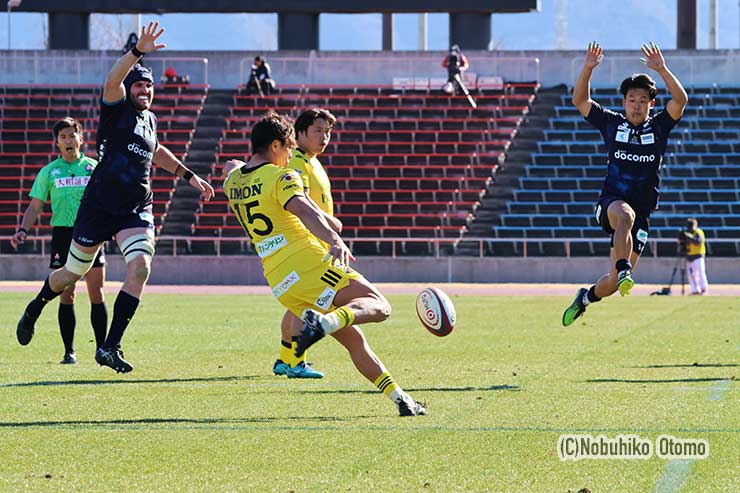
246, 56, 275, 96
16, 21, 214, 373
10, 117, 108, 365
122, 32, 138, 54
441, 44, 469, 95
222, 111, 427, 416
562, 41, 688, 326
680, 217, 709, 295
162, 66, 190, 85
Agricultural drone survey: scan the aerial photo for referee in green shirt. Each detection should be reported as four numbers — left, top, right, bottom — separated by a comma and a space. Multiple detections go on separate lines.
11, 117, 108, 364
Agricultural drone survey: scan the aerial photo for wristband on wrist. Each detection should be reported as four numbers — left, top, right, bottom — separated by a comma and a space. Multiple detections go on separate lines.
130, 46, 145, 58
183, 170, 194, 181
17, 227, 28, 234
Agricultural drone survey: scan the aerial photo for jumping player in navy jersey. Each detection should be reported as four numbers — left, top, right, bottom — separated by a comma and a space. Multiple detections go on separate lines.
562, 42, 688, 326
16, 21, 215, 372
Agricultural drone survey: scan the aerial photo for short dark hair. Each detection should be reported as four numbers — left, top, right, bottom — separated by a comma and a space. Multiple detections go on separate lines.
619, 73, 657, 100
294, 108, 336, 136
687, 217, 698, 228
53, 117, 83, 139
251, 111, 295, 154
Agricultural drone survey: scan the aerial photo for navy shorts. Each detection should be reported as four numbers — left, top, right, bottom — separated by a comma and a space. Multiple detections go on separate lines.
51, 227, 105, 269
73, 203, 155, 247
594, 196, 650, 255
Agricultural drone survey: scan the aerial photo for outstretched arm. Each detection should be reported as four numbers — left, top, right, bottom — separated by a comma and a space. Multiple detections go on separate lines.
103, 21, 166, 103
153, 145, 214, 201
640, 42, 688, 121
572, 42, 604, 118
286, 196, 355, 268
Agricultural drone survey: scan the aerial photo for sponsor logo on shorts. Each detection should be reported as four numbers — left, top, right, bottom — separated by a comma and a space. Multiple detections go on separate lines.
636, 228, 648, 243
614, 150, 656, 163
255, 234, 287, 258
54, 176, 90, 188
272, 271, 299, 298
127, 142, 154, 160
314, 287, 337, 310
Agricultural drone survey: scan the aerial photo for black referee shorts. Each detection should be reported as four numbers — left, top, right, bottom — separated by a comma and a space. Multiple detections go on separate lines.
50, 227, 106, 269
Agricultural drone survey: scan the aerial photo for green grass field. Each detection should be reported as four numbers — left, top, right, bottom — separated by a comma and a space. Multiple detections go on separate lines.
1, 292, 738, 492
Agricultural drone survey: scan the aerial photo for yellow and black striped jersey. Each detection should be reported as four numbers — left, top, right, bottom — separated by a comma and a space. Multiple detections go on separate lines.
289, 148, 333, 216
224, 162, 324, 274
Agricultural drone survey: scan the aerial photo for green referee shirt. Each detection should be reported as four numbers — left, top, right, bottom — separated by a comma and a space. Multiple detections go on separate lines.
29, 154, 97, 227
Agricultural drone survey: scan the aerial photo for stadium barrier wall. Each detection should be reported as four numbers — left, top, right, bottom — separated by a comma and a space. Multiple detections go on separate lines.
1, 255, 738, 285
3, 49, 738, 87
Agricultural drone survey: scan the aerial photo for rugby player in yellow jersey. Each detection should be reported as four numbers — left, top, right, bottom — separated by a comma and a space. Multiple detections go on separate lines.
273, 108, 340, 378
223, 111, 426, 416
223, 108, 340, 378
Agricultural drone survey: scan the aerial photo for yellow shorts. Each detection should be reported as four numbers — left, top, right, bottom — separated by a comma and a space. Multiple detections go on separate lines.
265, 257, 363, 318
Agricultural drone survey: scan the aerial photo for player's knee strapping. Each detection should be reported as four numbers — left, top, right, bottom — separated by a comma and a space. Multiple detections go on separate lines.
120, 234, 155, 263
64, 244, 97, 276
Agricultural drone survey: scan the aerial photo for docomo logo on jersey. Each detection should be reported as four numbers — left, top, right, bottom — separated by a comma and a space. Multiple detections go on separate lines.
127, 142, 153, 160
614, 150, 656, 163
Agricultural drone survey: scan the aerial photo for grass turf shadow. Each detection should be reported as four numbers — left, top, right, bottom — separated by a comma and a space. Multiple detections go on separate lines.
586, 377, 733, 384
289, 384, 521, 395
0, 375, 263, 388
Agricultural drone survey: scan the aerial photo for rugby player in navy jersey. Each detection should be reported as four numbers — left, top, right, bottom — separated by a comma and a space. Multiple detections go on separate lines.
16, 21, 215, 372
562, 42, 687, 326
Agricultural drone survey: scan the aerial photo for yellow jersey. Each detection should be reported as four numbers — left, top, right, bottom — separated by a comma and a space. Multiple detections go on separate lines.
289, 148, 333, 216
224, 162, 325, 274
685, 228, 706, 257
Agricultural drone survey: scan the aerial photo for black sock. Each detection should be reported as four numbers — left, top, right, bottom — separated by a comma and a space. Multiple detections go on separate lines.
281, 340, 292, 349
102, 291, 140, 349
26, 276, 63, 319
58, 303, 76, 354
90, 302, 108, 349
587, 285, 601, 303
615, 258, 632, 273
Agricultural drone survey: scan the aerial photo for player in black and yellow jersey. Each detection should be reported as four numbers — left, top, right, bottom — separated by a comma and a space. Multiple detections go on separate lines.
273, 109, 340, 378
224, 111, 426, 416
223, 108, 341, 378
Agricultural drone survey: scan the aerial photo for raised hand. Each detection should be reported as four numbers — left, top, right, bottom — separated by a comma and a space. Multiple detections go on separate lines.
584, 41, 604, 70
190, 175, 215, 202
640, 42, 665, 71
136, 21, 166, 54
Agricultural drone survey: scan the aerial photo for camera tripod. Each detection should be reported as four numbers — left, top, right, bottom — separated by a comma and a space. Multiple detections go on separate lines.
651, 248, 686, 296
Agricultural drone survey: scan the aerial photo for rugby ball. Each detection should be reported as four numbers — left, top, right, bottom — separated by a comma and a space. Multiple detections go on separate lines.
416, 287, 456, 337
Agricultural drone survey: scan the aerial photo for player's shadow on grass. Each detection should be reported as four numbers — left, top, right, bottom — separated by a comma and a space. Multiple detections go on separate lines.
0, 375, 262, 388
0, 415, 372, 429
290, 384, 521, 395
631, 363, 740, 368
587, 377, 731, 384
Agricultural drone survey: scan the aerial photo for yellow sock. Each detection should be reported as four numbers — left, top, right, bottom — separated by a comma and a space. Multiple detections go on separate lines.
279, 340, 299, 367
374, 371, 399, 397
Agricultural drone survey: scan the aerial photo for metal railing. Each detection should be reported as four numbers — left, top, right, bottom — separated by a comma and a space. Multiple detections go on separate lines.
9, 236, 737, 259
239, 54, 540, 87
0, 55, 209, 85
569, 54, 740, 89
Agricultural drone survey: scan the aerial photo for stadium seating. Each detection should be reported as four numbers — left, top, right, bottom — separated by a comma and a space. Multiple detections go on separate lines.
0, 84, 206, 253
492, 86, 740, 256
195, 83, 538, 255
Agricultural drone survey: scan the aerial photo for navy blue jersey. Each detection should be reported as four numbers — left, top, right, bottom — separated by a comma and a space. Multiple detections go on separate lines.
83, 96, 158, 214
586, 101, 679, 214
